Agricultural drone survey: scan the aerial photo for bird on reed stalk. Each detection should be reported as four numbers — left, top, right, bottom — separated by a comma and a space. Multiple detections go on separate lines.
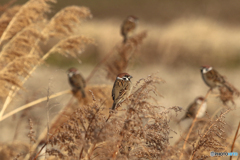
121, 15, 138, 43
111, 73, 133, 110
200, 65, 240, 95
178, 97, 207, 123
67, 67, 86, 98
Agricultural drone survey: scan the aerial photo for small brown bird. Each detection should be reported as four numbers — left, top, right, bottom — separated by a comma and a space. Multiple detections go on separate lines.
178, 97, 207, 123
121, 15, 138, 43
67, 67, 86, 98
200, 65, 240, 95
201, 65, 226, 89
112, 73, 133, 110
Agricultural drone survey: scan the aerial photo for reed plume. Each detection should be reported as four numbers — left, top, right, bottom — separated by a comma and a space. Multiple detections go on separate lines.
0, 26, 44, 97
0, 0, 94, 121
190, 109, 230, 159
0, 0, 55, 45
39, 74, 182, 159
43, 6, 92, 39
0, 1, 238, 160
105, 31, 147, 81
0, 5, 21, 38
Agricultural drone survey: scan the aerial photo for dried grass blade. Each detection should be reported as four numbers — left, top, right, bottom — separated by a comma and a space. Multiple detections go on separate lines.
0, 90, 71, 122
0, 5, 21, 38
0, 0, 55, 45
230, 121, 240, 160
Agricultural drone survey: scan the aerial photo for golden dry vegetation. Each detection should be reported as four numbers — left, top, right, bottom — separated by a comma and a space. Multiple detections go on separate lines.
0, 0, 240, 160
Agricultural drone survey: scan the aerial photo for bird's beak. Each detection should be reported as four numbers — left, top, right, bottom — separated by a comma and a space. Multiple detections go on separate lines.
130, 75, 133, 79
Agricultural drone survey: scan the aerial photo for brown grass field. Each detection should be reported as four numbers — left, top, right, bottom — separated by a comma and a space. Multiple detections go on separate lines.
0, 0, 240, 160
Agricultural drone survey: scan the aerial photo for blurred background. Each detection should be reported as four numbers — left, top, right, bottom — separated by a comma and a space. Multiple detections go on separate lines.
2, 0, 240, 67
0, 0, 240, 147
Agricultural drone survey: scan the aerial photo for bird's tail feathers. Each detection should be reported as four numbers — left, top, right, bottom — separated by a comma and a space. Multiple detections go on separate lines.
223, 82, 240, 96
112, 102, 117, 110
177, 116, 186, 124
123, 36, 127, 44
81, 88, 86, 98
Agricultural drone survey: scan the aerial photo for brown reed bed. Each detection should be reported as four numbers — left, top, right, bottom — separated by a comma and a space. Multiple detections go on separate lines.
0, 1, 239, 160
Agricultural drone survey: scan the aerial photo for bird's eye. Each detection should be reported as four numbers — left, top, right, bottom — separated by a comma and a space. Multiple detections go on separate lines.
123, 77, 129, 81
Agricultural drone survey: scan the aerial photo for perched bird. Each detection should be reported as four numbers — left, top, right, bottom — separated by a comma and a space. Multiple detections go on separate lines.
200, 65, 226, 89
112, 73, 133, 110
200, 65, 240, 95
67, 67, 86, 98
178, 97, 207, 123
121, 15, 138, 43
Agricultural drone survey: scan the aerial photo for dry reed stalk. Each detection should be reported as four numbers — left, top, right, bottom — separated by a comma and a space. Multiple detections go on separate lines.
36, 74, 180, 159
0, 5, 21, 38
180, 88, 239, 158
20, 5, 93, 89
191, 106, 223, 144
86, 46, 117, 83
0, 25, 45, 119
23, 85, 112, 160
179, 89, 211, 160
86, 31, 147, 83
0, 26, 44, 84
190, 109, 230, 159
0, 0, 55, 46
105, 31, 147, 81
48, 85, 112, 135
174, 102, 231, 159
230, 121, 240, 160
0, 90, 71, 122
47, 35, 95, 61
85, 75, 179, 159
24, 123, 55, 160
27, 118, 36, 144
0, 3, 93, 120
10, 35, 94, 110
24, 5, 93, 75
0, 0, 53, 118
0, 35, 94, 119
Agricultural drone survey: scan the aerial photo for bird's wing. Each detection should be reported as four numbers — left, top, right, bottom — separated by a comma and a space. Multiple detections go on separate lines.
73, 74, 85, 88
112, 81, 116, 101
116, 82, 130, 102
224, 81, 240, 96
79, 74, 86, 88
186, 102, 197, 118
126, 21, 136, 31
212, 70, 226, 84
112, 80, 123, 101
121, 20, 136, 36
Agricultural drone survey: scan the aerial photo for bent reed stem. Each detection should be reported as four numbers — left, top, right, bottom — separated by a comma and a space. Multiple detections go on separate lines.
179, 89, 211, 160
230, 121, 240, 160
0, 44, 62, 121
0, 89, 71, 122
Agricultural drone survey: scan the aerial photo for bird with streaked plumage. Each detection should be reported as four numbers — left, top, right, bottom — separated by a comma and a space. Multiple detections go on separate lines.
200, 65, 240, 96
111, 73, 133, 110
